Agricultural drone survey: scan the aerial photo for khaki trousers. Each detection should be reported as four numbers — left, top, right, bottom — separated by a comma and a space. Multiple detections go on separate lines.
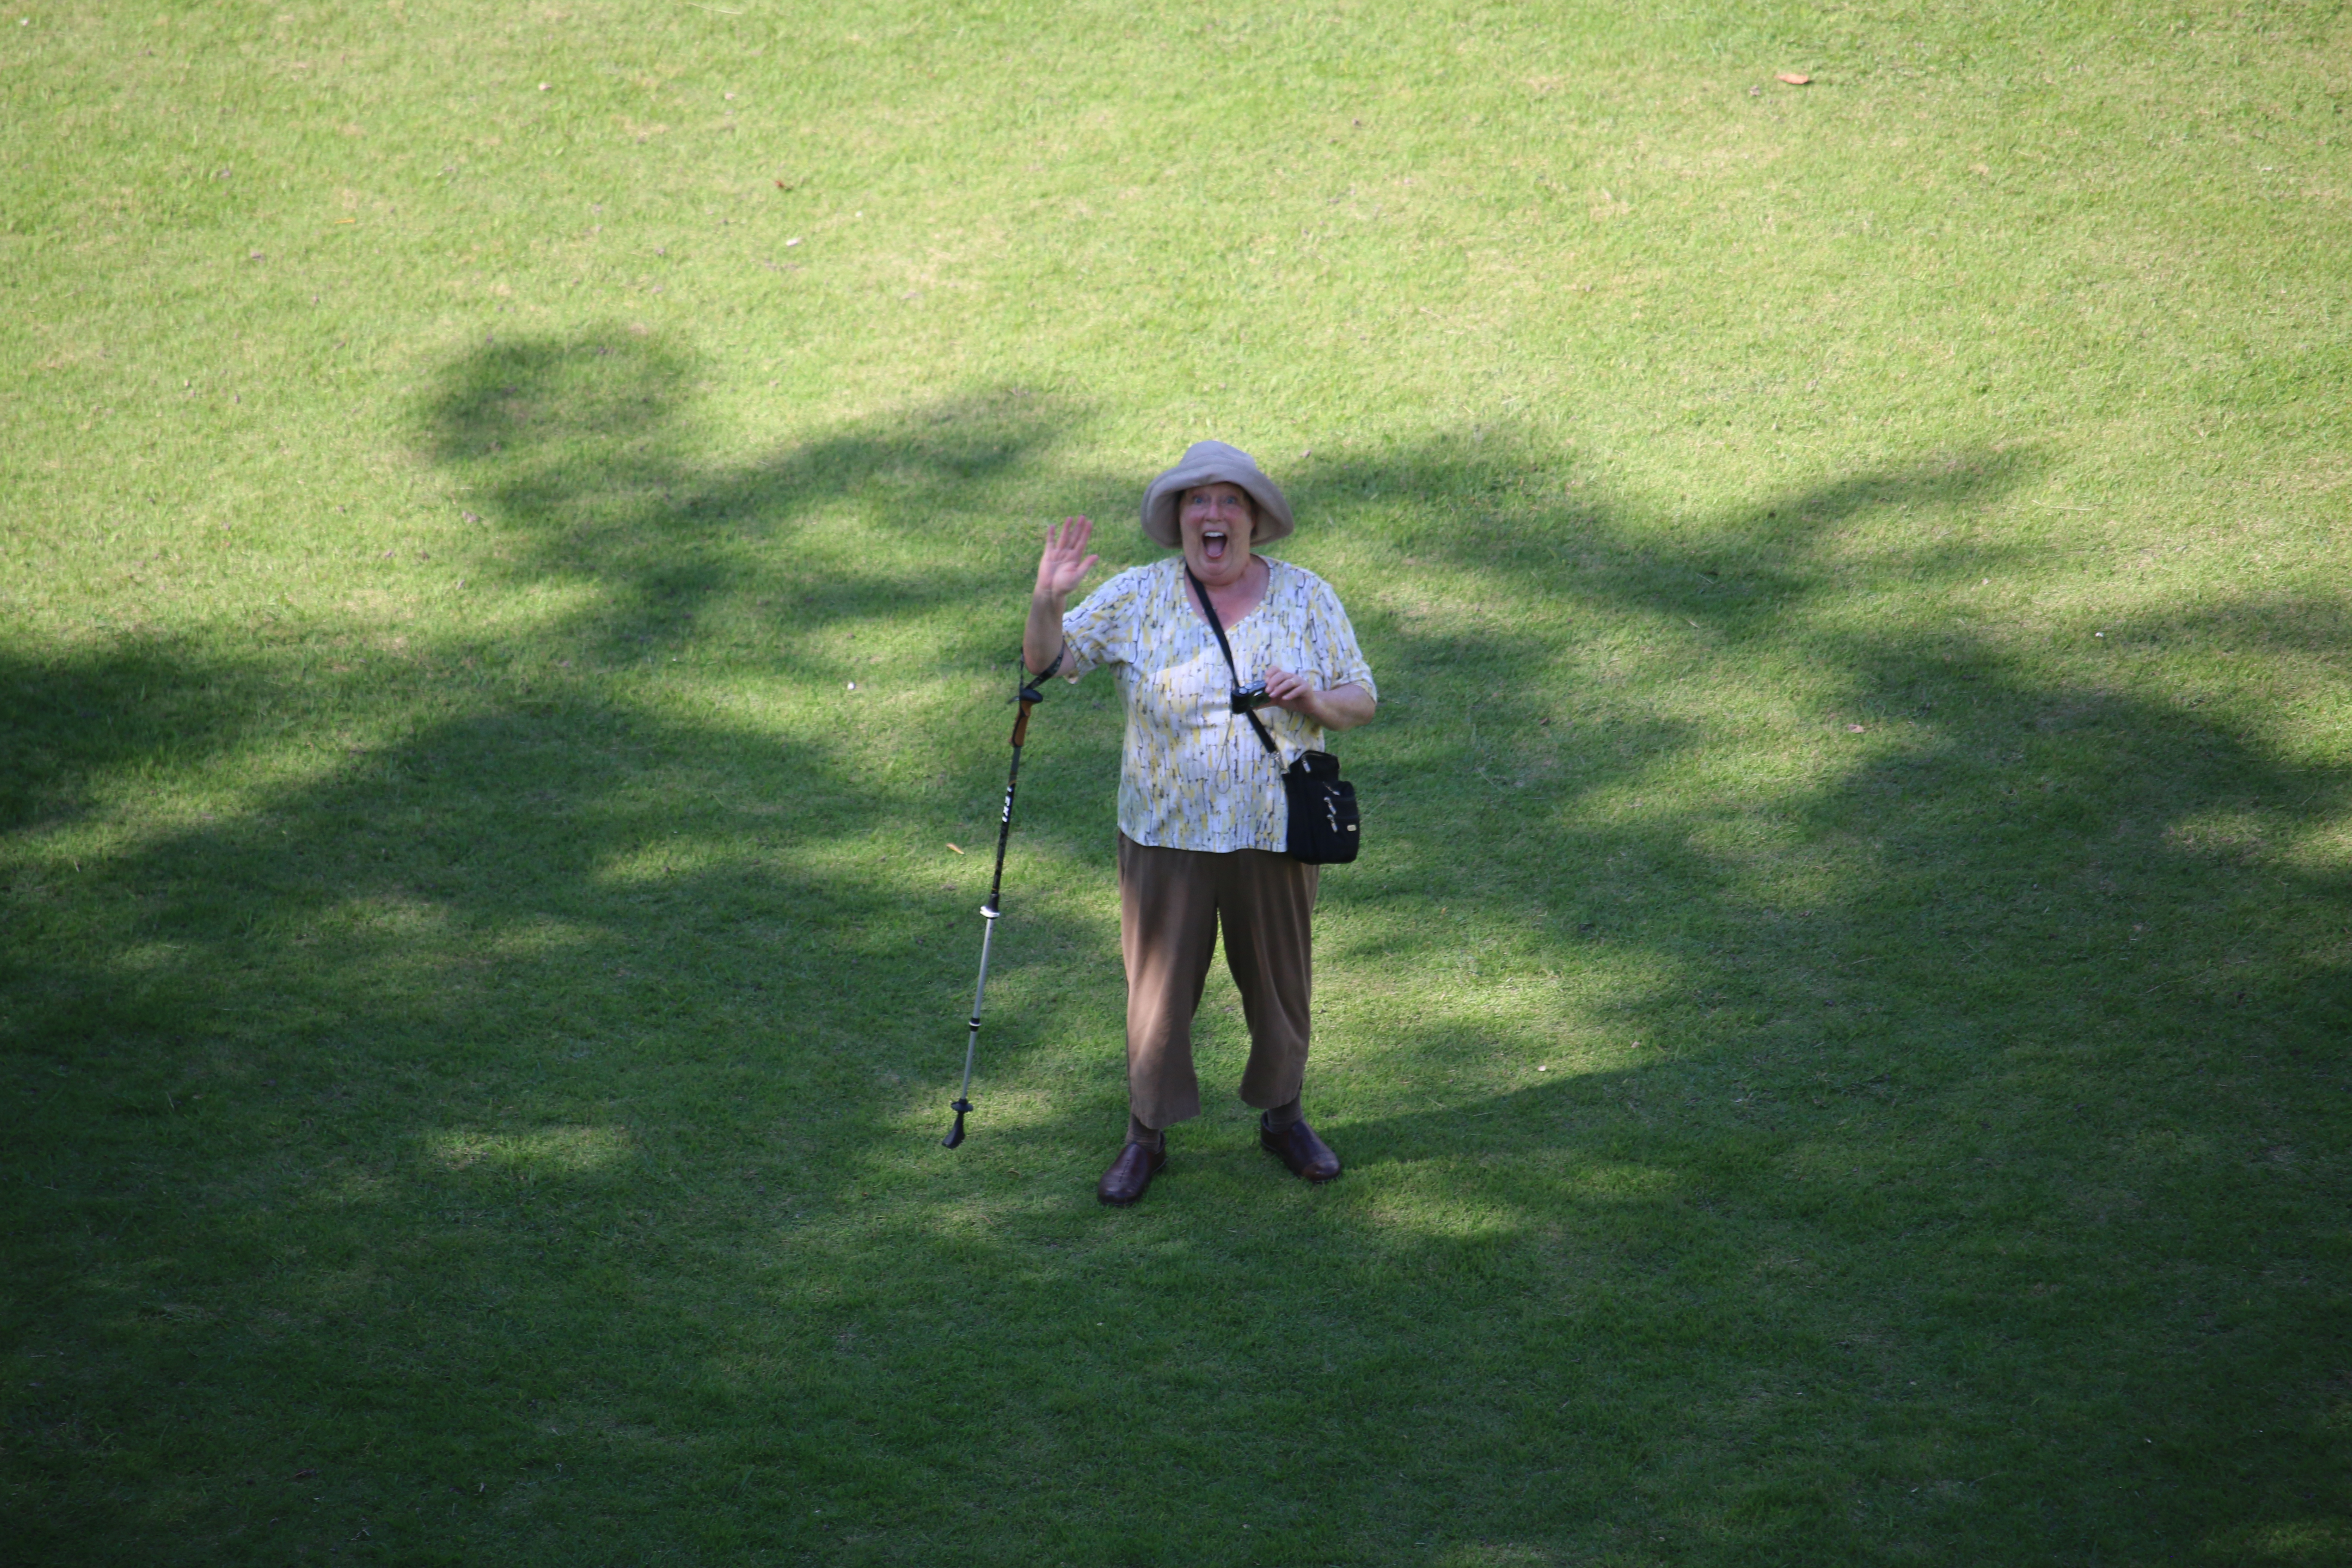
1118, 832, 1319, 1130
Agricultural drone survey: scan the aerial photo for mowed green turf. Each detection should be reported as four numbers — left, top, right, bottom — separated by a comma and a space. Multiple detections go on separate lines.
5, 0, 2349, 1562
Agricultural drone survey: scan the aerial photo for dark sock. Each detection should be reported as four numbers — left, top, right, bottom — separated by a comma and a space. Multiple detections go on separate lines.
1127, 1112, 1164, 1152
1265, 1096, 1302, 1130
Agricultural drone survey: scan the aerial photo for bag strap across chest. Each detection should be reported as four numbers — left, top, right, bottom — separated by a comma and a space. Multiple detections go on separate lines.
1184, 564, 1279, 757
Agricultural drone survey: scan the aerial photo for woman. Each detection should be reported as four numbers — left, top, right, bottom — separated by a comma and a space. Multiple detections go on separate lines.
1023, 440, 1378, 1206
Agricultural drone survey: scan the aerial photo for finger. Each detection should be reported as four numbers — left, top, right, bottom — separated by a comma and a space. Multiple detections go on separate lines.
1078, 553, 1100, 577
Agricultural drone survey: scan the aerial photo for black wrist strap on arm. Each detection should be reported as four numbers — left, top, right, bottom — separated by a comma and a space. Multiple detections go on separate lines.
1185, 565, 1279, 757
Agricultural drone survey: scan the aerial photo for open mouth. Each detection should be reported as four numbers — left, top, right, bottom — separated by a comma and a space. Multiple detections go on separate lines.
1201, 527, 1230, 563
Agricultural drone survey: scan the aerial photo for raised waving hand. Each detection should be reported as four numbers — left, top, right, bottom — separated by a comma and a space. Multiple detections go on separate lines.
1025, 516, 1098, 678
1035, 515, 1099, 600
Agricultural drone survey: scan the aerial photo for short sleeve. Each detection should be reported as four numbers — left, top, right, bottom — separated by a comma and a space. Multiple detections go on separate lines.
1305, 575, 1377, 702
1056, 565, 1151, 682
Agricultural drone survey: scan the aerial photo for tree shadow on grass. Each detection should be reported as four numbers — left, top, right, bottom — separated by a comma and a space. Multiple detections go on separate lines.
805, 434, 2352, 1560
6, 346, 2349, 1565
415, 328, 1139, 676
0, 636, 278, 840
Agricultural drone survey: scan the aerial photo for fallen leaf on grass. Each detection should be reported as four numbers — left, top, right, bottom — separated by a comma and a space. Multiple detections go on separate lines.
1778, 71, 1812, 85
1847, 723, 1866, 732
946, 843, 965, 854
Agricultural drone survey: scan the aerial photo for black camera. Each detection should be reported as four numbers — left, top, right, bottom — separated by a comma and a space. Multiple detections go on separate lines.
1230, 682, 1271, 714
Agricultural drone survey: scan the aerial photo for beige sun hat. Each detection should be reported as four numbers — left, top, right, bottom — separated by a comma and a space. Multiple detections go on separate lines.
1139, 440, 1295, 549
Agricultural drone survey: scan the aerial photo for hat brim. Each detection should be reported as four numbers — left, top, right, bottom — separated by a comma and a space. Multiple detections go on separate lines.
1140, 453, 1295, 549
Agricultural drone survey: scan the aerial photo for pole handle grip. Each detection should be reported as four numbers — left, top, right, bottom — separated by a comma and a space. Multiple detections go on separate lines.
1010, 698, 1036, 748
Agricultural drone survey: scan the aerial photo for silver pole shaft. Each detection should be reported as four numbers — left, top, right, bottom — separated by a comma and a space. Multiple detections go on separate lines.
956, 906, 1001, 1103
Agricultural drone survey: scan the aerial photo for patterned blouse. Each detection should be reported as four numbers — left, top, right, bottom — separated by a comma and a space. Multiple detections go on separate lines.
1059, 555, 1378, 854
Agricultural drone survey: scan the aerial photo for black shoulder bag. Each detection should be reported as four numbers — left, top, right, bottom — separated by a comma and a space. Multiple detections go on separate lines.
1185, 566, 1361, 865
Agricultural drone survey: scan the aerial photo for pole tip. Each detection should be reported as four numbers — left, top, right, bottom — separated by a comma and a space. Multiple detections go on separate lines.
942, 1098, 973, 1148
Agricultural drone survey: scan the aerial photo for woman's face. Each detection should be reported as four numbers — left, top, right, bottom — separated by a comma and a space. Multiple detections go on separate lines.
1178, 482, 1256, 588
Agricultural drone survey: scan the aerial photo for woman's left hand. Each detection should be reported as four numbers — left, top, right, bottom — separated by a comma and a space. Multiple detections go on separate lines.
1262, 668, 1376, 732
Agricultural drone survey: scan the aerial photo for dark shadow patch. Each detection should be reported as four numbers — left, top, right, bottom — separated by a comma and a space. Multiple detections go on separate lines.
8, 359, 2347, 1565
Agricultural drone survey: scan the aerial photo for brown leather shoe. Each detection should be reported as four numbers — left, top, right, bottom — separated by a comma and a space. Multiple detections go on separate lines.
1096, 1140, 1167, 1207
1260, 1115, 1341, 1183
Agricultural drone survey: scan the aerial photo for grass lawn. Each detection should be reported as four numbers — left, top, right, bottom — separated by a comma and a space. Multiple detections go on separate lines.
5, 0, 2349, 1562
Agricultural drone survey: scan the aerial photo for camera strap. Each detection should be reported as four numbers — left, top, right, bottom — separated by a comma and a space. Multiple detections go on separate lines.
1185, 564, 1279, 757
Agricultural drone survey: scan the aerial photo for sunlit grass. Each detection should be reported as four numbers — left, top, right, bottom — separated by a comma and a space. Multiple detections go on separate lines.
426, 1125, 637, 1176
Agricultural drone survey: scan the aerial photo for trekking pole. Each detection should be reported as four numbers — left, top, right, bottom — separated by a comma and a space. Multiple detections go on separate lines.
943, 676, 1045, 1148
